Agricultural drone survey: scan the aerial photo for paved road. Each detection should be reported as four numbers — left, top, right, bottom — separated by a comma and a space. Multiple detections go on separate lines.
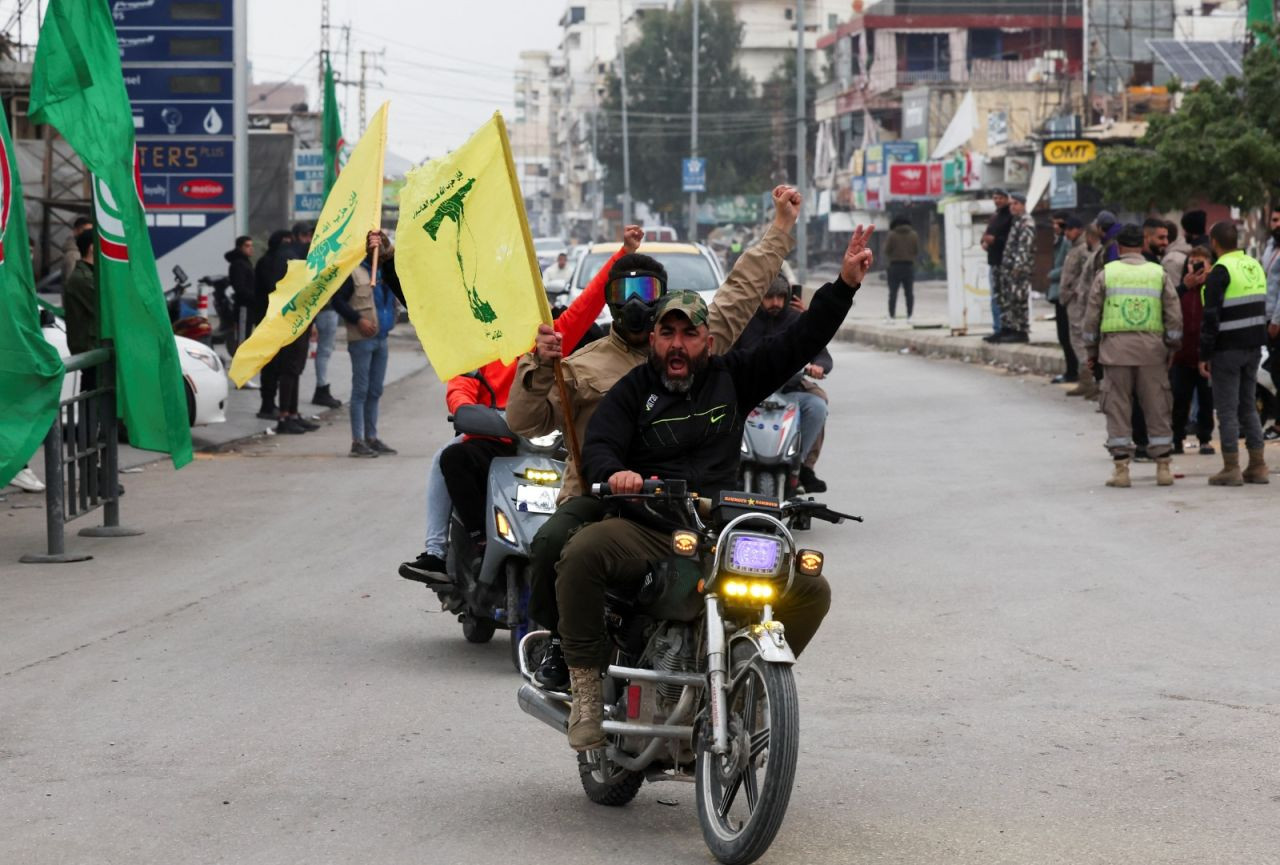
2, 343, 1277, 864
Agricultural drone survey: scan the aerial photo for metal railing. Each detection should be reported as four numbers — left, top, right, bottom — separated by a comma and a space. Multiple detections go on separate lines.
20, 342, 143, 564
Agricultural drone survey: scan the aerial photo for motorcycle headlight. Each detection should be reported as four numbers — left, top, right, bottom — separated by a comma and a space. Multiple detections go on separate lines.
722, 532, 784, 577
184, 346, 220, 372
523, 467, 560, 485
721, 579, 775, 603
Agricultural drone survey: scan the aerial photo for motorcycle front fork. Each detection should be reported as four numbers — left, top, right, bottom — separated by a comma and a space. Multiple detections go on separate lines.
705, 595, 731, 755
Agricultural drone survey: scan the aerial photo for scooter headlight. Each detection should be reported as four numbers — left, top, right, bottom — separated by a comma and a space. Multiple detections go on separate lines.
494, 507, 516, 544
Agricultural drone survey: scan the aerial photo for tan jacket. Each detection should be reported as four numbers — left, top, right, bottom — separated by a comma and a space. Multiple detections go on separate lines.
506, 223, 796, 501
1057, 234, 1090, 309
344, 262, 377, 342
1082, 252, 1183, 366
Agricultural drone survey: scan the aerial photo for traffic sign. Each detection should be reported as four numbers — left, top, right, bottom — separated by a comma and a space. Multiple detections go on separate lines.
682, 157, 707, 192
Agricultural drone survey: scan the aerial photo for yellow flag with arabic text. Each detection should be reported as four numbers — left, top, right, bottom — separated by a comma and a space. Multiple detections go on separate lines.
229, 102, 390, 387
395, 112, 551, 381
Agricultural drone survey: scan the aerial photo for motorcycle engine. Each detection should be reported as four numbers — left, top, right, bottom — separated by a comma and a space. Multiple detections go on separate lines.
651, 625, 698, 707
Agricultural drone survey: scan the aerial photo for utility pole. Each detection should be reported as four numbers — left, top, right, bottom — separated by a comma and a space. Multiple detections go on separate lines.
319, 0, 331, 99
358, 49, 386, 136
1082, 0, 1090, 124
617, 0, 632, 227
688, 0, 699, 241
795, 0, 807, 284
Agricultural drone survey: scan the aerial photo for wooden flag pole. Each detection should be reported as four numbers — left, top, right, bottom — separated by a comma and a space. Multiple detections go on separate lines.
494, 111, 583, 469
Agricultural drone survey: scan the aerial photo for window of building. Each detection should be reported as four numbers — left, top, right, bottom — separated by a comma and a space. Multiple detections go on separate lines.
784, 7, 793, 20
568, 6, 585, 25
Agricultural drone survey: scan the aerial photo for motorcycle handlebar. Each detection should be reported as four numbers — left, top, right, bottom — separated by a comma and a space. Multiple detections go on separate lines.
591, 479, 672, 497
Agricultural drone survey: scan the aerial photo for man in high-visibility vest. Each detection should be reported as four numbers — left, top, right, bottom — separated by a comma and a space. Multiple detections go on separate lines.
1082, 223, 1183, 488
1199, 220, 1270, 485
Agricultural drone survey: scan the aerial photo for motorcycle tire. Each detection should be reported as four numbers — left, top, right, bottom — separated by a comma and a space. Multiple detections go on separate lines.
750, 471, 777, 498
577, 752, 644, 807
695, 656, 799, 865
461, 615, 497, 644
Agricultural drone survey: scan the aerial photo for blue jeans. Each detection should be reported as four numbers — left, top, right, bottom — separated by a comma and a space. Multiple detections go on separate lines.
988, 266, 1003, 330
793, 389, 828, 464
313, 308, 339, 388
349, 335, 388, 441
425, 435, 463, 556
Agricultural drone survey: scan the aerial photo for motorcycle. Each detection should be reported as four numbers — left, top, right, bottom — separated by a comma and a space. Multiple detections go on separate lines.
203, 273, 245, 355
516, 479, 859, 865
739, 391, 803, 500
429, 403, 566, 669
164, 265, 213, 344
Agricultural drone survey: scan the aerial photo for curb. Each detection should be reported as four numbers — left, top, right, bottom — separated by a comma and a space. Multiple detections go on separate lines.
835, 322, 1070, 375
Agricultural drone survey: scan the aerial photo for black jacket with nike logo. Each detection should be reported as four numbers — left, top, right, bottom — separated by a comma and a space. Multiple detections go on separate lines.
582, 277, 859, 511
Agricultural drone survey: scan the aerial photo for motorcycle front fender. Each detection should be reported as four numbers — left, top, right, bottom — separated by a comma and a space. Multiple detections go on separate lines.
729, 620, 796, 666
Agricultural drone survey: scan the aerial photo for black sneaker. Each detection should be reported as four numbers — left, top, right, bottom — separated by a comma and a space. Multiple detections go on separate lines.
295, 416, 320, 432
350, 440, 379, 458
1265, 426, 1280, 442
275, 416, 306, 435
534, 638, 570, 691
1199, 442, 1216, 455
257, 406, 280, 420
311, 385, 342, 409
368, 438, 397, 455
399, 552, 450, 585
798, 466, 827, 494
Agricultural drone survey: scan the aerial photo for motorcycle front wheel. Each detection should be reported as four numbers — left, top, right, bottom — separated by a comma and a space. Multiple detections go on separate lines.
695, 656, 799, 865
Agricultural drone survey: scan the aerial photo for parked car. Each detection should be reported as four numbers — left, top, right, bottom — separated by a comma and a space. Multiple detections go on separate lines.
42, 320, 227, 427
533, 236, 567, 271
642, 224, 679, 242
567, 241, 727, 329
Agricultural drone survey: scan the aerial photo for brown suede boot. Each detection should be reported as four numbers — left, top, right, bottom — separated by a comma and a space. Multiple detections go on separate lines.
1155, 458, 1174, 486
1208, 452, 1244, 486
1243, 448, 1270, 484
567, 667, 606, 752
1106, 458, 1131, 488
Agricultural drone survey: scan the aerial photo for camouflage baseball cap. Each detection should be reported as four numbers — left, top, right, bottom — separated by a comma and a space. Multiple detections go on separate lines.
652, 290, 709, 327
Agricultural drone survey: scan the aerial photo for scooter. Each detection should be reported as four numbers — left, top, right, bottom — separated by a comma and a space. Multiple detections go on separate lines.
430, 404, 566, 669
739, 391, 803, 500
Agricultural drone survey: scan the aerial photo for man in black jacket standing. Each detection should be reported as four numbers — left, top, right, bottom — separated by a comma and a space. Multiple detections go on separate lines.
224, 235, 253, 353
252, 229, 292, 419
552, 230, 873, 752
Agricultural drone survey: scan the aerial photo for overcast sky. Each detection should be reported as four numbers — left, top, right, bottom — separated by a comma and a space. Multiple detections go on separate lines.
2, 0, 567, 162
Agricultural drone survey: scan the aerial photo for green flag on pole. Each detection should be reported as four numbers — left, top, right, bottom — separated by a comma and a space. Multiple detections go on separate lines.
29, 0, 193, 469
0, 100, 65, 488
323, 56, 345, 195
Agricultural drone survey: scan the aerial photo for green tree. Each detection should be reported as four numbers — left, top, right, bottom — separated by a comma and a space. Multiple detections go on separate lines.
759, 50, 821, 186
1077, 24, 1280, 213
598, 1, 771, 222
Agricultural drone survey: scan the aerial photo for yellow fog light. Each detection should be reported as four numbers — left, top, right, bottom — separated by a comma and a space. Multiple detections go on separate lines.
749, 582, 774, 600
523, 468, 560, 485
494, 508, 515, 543
797, 549, 824, 576
723, 580, 749, 598
672, 530, 699, 557
721, 580, 773, 602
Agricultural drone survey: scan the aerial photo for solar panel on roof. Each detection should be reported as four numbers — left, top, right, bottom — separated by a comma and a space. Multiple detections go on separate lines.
1147, 39, 1244, 84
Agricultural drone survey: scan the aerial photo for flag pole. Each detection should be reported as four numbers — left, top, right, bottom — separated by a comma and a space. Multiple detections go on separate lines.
367, 103, 389, 292
494, 112, 583, 468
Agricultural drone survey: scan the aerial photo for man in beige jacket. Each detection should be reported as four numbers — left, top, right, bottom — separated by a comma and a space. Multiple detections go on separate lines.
508, 185, 803, 690
1082, 223, 1183, 488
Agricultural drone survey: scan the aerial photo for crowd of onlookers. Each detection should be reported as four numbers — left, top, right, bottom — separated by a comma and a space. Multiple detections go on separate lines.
225, 225, 405, 458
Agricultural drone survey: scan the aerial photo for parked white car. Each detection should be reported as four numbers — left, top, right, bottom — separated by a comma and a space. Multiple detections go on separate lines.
42, 321, 227, 426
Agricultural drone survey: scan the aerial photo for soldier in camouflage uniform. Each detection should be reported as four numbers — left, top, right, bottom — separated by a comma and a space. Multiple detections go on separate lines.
992, 192, 1036, 342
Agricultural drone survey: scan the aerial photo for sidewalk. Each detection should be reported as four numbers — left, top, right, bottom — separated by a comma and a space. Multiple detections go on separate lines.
808, 267, 1071, 376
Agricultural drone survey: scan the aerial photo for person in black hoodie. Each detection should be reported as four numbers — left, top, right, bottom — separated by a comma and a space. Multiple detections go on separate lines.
251, 229, 292, 418
224, 235, 254, 353
551, 228, 873, 752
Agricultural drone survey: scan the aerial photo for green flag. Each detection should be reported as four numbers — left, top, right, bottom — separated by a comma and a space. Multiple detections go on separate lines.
29, 0, 192, 468
0, 100, 65, 488
323, 56, 345, 195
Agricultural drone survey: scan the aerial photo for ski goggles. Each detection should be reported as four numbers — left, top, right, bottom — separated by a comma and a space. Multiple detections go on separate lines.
605, 273, 666, 306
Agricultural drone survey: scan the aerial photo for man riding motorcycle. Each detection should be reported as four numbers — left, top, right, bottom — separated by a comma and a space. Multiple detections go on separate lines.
398, 226, 642, 582
735, 274, 833, 493
506, 185, 805, 690
555, 228, 874, 751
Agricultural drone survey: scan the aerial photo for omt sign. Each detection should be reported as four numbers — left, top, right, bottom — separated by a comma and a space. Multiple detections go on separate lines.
1043, 139, 1098, 165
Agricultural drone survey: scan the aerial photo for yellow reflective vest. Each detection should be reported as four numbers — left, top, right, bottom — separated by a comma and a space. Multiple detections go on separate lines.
1100, 260, 1164, 333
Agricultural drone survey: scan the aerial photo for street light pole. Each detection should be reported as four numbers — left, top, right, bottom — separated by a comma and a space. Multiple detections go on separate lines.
795, 0, 807, 284
689, 0, 699, 241
618, 0, 633, 227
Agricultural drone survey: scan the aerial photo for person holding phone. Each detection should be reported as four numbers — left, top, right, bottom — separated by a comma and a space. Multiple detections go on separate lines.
1172, 246, 1216, 455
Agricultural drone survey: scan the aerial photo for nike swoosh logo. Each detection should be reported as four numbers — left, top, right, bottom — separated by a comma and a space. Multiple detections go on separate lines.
710, 412, 725, 424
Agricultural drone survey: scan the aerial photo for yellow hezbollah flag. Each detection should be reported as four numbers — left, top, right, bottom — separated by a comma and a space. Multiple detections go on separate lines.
229, 102, 390, 387
396, 112, 551, 381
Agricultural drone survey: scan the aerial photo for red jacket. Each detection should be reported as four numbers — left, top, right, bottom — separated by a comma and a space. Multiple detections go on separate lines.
1172, 280, 1205, 368
445, 247, 622, 413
